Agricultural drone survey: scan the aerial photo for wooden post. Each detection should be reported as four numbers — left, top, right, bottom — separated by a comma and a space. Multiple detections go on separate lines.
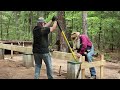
23, 41, 24, 47
0, 48, 4, 59
23, 53, 34, 68
81, 56, 85, 79
100, 54, 104, 79
11, 43, 13, 59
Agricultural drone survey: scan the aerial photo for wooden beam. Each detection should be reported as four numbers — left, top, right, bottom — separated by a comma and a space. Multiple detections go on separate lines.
81, 56, 85, 79
81, 60, 106, 69
51, 51, 74, 60
0, 40, 32, 44
0, 43, 32, 54
100, 65, 104, 79
0, 49, 4, 59
11, 43, 13, 59
100, 54, 104, 79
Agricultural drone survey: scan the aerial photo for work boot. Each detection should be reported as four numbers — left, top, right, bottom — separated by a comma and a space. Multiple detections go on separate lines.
89, 75, 96, 79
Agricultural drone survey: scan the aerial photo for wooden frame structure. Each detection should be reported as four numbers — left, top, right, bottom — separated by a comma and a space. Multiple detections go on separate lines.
0, 43, 32, 54
51, 51, 106, 79
0, 43, 106, 79
0, 43, 33, 68
80, 55, 105, 79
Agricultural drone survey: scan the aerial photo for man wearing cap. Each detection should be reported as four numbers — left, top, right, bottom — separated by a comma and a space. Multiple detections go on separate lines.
71, 32, 96, 79
32, 16, 57, 79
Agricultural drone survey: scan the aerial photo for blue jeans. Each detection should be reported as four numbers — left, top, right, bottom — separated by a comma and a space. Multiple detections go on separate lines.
33, 53, 53, 79
86, 45, 96, 76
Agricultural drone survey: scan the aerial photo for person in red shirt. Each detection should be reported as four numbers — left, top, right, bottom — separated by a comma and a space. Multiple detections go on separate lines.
71, 32, 96, 79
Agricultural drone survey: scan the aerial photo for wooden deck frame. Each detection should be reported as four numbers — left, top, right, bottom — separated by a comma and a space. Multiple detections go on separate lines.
0, 43, 32, 54
0, 43, 105, 78
80, 55, 105, 79
51, 51, 105, 79
0, 43, 33, 68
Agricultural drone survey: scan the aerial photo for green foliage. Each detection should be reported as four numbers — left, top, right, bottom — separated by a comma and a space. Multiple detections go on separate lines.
45, 11, 57, 22
65, 11, 82, 32
0, 11, 120, 52
104, 53, 112, 61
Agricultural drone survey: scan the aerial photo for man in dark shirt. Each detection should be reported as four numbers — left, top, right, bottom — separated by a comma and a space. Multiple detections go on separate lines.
32, 16, 57, 79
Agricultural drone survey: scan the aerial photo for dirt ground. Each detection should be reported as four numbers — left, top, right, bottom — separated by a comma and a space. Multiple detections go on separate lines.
0, 54, 120, 79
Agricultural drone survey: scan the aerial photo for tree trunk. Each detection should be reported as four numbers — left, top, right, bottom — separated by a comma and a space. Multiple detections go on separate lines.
57, 11, 67, 52
37, 11, 40, 18
103, 27, 105, 50
15, 11, 19, 40
72, 11, 74, 32
98, 12, 102, 50
111, 25, 114, 52
98, 27, 101, 50
29, 11, 33, 32
6, 17, 11, 40
82, 11, 87, 35
0, 11, 2, 40
90, 22, 93, 41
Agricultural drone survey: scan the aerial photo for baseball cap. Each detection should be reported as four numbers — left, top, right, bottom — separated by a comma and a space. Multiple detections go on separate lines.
37, 17, 45, 23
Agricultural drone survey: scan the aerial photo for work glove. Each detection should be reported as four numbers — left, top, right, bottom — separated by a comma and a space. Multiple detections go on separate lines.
52, 16, 58, 21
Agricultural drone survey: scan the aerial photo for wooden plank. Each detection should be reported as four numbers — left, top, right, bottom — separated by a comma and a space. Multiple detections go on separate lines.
0, 43, 32, 54
0, 43, 3, 48
100, 54, 104, 79
51, 51, 58, 59
12, 45, 26, 52
81, 56, 85, 79
11, 43, 13, 59
82, 69, 85, 79
51, 51, 74, 60
81, 60, 106, 69
3, 44, 12, 50
0, 43, 106, 61
0, 49, 4, 59
0, 40, 32, 43
100, 65, 104, 79
25, 47, 32, 54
